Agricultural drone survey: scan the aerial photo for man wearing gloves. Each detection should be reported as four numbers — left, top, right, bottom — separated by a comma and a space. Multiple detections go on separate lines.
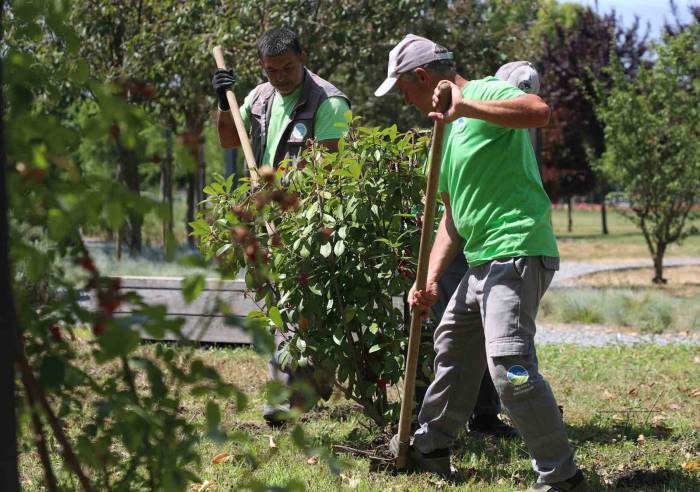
377, 34, 589, 492
212, 27, 349, 427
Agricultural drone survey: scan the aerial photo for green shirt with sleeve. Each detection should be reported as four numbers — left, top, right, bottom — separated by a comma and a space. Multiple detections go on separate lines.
239, 86, 349, 166
437, 76, 558, 266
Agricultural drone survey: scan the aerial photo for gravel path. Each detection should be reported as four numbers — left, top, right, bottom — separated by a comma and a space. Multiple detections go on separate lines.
535, 323, 700, 347
551, 257, 700, 287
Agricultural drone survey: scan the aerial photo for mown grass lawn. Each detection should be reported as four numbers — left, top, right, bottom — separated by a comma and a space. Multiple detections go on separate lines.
20, 344, 700, 491
551, 207, 700, 262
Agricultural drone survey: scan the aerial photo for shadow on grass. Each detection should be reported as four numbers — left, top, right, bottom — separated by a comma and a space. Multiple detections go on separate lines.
320, 414, 699, 489
566, 419, 675, 445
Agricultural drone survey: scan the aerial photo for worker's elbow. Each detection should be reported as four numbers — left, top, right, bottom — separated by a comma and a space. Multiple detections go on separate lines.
534, 102, 551, 127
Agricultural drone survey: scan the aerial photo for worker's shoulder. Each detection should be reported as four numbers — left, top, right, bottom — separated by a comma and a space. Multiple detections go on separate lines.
305, 69, 349, 101
466, 76, 522, 100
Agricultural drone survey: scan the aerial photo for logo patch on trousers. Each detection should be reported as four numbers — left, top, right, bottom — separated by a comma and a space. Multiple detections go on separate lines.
506, 365, 529, 386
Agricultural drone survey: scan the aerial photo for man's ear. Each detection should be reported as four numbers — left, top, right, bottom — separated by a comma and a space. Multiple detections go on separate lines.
300, 50, 308, 65
414, 67, 430, 85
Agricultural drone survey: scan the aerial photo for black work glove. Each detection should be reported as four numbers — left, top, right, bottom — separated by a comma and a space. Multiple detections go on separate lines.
212, 68, 235, 110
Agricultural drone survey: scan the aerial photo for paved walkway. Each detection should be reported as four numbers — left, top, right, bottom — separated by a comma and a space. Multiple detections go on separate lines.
552, 257, 700, 287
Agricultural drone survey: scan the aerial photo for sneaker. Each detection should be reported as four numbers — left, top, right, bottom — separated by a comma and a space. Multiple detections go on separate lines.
389, 434, 455, 479
526, 470, 591, 492
468, 414, 519, 438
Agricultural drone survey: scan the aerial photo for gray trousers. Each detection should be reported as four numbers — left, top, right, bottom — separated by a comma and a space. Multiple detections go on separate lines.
423, 251, 500, 416
413, 256, 578, 484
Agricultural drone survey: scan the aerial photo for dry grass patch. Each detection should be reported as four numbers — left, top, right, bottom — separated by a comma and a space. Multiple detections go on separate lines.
570, 265, 700, 291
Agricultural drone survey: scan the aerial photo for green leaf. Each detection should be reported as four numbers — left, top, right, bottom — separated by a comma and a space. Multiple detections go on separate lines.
182, 274, 206, 303
189, 219, 210, 236
215, 243, 232, 256
334, 240, 346, 256
97, 324, 140, 359
104, 202, 124, 229
320, 242, 332, 257
39, 355, 65, 389
305, 201, 319, 220
268, 306, 283, 328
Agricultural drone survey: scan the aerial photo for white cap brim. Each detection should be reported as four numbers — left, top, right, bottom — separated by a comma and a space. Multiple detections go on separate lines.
374, 76, 398, 97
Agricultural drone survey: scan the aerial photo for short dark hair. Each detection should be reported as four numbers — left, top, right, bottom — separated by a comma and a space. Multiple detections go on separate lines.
403, 59, 457, 81
257, 28, 302, 58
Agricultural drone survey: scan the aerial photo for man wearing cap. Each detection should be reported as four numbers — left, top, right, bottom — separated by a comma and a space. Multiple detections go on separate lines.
415, 60, 545, 440
378, 35, 589, 491
212, 27, 350, 427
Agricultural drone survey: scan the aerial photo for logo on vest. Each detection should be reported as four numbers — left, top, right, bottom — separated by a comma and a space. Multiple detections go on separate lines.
290, 122, 308, 142
454, 117, 467, 130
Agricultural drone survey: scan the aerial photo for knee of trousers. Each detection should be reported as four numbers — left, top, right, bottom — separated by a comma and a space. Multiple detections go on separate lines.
489, 355, 544, 406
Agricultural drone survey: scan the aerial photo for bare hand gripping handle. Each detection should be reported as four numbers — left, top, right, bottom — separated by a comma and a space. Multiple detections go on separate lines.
396, 81, 452, 470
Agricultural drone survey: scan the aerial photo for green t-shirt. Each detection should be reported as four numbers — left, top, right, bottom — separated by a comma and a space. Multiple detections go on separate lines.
240, 86, 349, 166
437, 76, 558, 266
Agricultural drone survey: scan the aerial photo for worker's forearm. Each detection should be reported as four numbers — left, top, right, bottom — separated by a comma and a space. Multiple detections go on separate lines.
216, 109, 242, 148
426, 213, 464, 284
455, 94, 550, 128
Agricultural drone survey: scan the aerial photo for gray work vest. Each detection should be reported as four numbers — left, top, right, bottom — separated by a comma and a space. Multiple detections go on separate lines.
249, 69, 350, 167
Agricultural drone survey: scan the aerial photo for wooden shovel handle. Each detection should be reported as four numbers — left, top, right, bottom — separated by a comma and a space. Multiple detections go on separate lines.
396, 81, 452, 470
212, 45, 258, 184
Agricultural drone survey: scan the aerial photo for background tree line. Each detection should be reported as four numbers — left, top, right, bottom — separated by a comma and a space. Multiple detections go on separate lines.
15, 0, 693, 256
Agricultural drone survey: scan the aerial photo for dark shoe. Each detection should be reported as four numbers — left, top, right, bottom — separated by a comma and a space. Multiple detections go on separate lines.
262, 402, 290, 428
389, 434, 455, 479
468, 414, 519, 438
526, 470, 591, 491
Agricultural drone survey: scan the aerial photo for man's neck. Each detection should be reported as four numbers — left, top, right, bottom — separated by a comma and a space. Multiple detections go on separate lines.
454, 74, 469, 89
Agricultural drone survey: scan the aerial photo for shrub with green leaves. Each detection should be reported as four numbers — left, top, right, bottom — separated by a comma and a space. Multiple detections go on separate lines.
196, 121, 430, 425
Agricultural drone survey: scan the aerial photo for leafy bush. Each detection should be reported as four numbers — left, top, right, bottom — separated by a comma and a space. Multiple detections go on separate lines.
196, 121, 430, 425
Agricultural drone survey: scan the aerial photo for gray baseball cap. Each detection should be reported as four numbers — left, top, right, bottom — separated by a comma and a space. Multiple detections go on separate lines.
495, 61, 540, 94
374, 34, 454, 97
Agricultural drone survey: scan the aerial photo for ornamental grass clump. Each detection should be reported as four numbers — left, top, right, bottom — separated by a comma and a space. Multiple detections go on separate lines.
195, 121, 430, 425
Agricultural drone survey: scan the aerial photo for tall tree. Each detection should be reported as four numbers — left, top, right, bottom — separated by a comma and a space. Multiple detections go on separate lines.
70, 0, 158, 255
0, 2, 20, 488
593, 17, 700, 283
129, 1, 228, 246
537, 5, 648, 231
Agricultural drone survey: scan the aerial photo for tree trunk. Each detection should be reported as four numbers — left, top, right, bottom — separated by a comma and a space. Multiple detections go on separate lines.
161, 128, 173, 243
0, 53, 20, 492
600, 200, 608, 235
183, 131, 202, 248
116, 140, 142, 256
186, 171, 195, 248
195, 136, 206, 209
566, 195, 573, 233
652, 243, 667, 284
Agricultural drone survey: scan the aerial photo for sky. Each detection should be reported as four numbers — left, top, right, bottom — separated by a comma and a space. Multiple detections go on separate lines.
569, 0, 697, 39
